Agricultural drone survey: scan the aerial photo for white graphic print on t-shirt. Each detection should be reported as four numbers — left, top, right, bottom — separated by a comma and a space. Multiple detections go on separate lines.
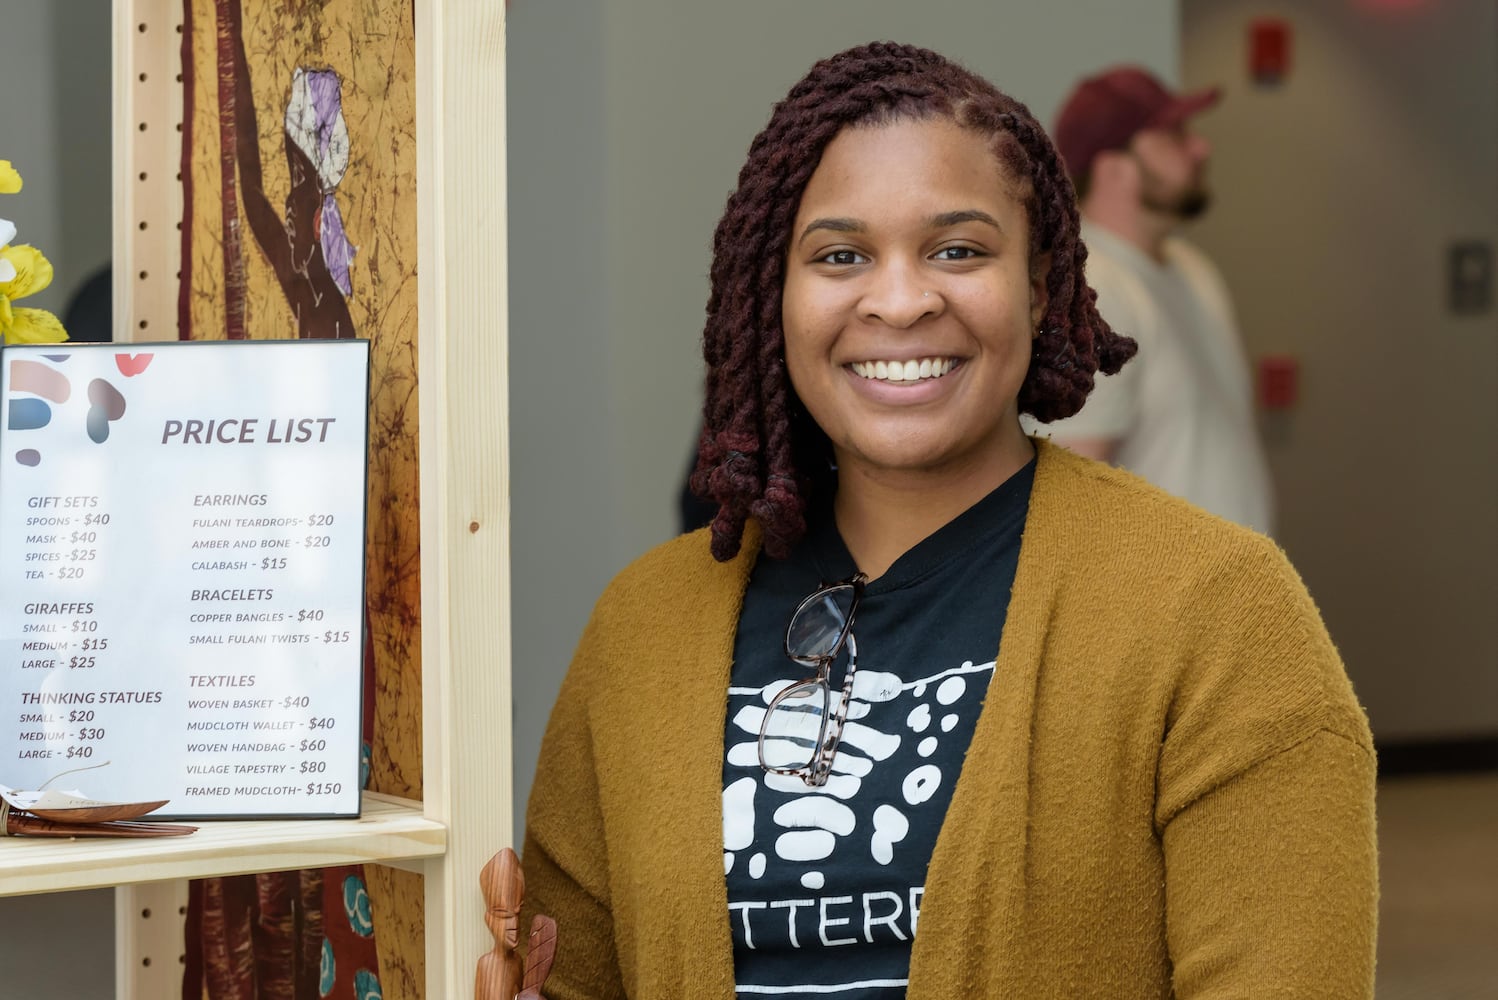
723, 654, 995, 995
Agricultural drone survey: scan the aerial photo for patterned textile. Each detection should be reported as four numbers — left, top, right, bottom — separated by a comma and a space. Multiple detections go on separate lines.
177, 0, 420, 996
183, 631, 383, 999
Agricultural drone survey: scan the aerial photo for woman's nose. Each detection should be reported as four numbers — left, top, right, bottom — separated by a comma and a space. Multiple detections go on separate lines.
859, 264, 941, 328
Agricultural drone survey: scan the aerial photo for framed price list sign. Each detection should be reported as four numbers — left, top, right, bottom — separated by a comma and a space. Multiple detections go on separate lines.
0, 340, 370, 818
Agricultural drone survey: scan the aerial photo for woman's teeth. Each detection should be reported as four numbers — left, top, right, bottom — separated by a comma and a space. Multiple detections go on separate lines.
849, 357, 957, 383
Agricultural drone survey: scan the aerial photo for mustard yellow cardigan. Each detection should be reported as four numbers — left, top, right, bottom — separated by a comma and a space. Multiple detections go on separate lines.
522, 442, 1377, 999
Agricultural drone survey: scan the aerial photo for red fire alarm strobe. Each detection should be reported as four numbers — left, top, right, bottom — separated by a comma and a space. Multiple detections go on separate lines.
1249, 18, 1292, 87
1257, 354, 1299, 410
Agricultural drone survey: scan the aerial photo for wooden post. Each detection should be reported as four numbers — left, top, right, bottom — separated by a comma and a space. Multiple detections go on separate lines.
112, 0, 183, 342
114, 1, 189, 992
415, 0, 513, 997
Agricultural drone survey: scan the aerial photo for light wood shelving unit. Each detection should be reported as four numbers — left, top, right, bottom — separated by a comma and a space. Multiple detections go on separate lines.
0, 2, 512, 998
0, 793, 446, 897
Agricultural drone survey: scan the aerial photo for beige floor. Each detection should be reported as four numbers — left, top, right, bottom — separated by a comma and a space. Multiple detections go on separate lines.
1376, 773, 1498, 999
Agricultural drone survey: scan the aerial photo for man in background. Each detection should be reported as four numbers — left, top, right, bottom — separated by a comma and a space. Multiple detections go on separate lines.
1032, 66, 1274, 534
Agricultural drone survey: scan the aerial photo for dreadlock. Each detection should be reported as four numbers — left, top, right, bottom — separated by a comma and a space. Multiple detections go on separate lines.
691, 42, 1137, 561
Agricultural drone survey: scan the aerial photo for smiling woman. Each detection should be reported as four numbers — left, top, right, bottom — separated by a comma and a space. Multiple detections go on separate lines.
781, 120, 1052, 577
521, 42, 1377, 1000
688, 53, 1136, 567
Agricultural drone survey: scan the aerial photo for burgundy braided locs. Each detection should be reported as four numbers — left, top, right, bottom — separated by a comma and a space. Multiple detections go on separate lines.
990, 105, 1138, 422
692, 42, 1136, 561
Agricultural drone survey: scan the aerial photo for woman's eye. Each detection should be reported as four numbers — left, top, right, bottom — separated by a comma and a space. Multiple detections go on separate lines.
934, 246, 980, 261
818, 250, 866, 266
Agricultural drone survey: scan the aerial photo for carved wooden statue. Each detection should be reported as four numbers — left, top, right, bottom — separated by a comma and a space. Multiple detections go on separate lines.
518, 912, 558, 1000
475, 847, 556, 1000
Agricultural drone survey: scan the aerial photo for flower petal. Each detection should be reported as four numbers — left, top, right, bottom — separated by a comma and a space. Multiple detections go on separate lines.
0, 217, 15, 247
0, 245, 54, 300
0, 161, 21, 194
0, 258, 14, 284
0, 294, 11, 328
5, 307, 69, 344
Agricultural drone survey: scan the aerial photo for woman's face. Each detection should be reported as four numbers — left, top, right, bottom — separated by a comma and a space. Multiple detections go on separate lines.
782, 118, 1046, 486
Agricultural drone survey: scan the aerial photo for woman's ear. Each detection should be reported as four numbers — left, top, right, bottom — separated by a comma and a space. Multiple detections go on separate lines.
1029, 252, 1052, 335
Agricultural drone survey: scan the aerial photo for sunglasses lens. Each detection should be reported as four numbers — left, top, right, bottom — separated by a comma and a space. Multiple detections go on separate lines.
760, 681, 829, 772
786, 584, 857, 661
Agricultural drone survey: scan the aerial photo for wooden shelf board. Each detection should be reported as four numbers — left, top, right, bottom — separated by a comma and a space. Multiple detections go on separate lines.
0, 792, 444, 897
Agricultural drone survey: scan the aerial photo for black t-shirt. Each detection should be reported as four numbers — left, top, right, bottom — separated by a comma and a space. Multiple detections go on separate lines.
722, 459, 1035, 998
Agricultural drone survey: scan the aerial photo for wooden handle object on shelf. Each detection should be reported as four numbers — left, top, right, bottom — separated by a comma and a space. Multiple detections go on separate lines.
1, 800, 197, 838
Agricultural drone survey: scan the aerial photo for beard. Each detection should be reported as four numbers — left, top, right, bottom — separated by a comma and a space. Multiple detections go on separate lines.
1136, 157, 1212, 220
1150, 187, 1210, 220
1141, 182, 1211, 220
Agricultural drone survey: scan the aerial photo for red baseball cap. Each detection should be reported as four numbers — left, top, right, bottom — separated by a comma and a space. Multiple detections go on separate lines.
1053, 66, 1221, 182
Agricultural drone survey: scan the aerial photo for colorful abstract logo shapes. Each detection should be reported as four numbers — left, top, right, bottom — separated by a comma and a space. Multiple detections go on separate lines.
8, 357, 72, 466
86, 378, 128, 443
115, 353, 154, 377
7, 351, 152, 464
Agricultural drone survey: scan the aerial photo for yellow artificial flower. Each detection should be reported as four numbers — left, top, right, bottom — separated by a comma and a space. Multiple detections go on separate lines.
0, 219, 14, 283
1, 160, 25, 288
0, 244, 69, 344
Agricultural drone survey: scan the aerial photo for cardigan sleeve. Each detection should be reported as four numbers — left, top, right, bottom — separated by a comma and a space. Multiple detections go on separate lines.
1162, 729, 1377, 998
520, 616, 628, 1000
1154, 533, 1378, 998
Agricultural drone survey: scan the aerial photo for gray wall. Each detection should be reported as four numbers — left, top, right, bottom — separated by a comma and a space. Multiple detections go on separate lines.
0, 2, 114, 994
507, 1, 1182, 844
0, 889, 115, 1000
0, 0, 113, 318
1181, 1, 1498, 740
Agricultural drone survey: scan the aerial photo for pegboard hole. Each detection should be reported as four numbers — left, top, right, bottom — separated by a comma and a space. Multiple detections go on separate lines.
138, 320, 149, 330
138, 271, 148, 281
137, 22, 146, 33
138, 73, 147, 83
141, 907, 152, 918
138, 221, 148, 231
138, 122, 147, 132
142, 957, 152, 968
138, 172, 147, 181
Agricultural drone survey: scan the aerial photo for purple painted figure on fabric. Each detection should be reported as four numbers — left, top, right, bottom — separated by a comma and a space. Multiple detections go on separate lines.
286, 67, 356, 296
306, 71, 343, 162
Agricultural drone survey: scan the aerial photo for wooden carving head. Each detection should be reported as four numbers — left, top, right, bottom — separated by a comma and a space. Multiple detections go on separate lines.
480, 848, 526, 951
